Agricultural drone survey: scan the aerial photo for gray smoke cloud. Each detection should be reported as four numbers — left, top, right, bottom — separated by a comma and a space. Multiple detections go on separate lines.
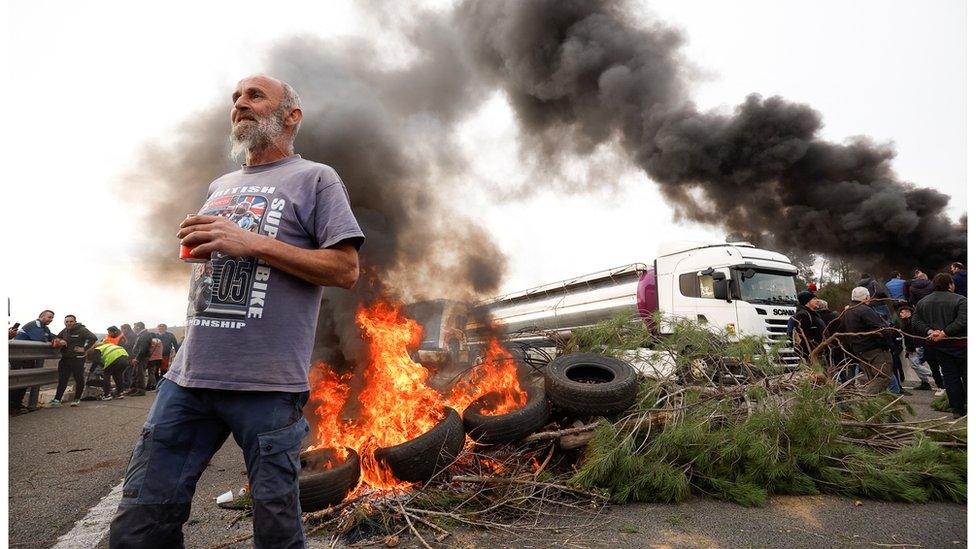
457, 0, 966, 271
130, 0, 964, 365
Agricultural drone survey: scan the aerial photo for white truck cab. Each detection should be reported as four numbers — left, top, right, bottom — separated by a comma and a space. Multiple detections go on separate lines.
650, 241, 800, 365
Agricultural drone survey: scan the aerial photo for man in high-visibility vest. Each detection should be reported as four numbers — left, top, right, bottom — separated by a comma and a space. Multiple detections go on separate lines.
89, 342, 129, 401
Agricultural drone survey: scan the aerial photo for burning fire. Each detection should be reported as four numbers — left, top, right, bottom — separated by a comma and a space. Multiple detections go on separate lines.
307, 296, 528, 492
444, 338, 528, 416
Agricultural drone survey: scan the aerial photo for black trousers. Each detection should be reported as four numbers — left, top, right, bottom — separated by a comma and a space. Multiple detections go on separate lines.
55, 357, 86, 401
928, 349, 967, 415
921, 347, 945, 389
102, 360, 127, 397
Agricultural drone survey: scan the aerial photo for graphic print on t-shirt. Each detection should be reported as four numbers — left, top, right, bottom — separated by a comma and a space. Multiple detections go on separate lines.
187, 192, 275, 321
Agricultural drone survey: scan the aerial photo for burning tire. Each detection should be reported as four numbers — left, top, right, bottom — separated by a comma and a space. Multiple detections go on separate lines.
462, 386, 549, 444
298, 447, 360, 512
375, 407, 465, 483
545, 353, 638, 416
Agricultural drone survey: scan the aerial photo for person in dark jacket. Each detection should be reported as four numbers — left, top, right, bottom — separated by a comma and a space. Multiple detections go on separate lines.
10, 310, 60, 412
50, 315, 99, 407
790, 291, 826, 361
838, 287, 897, 394
857, 273, 891, 321
120, 324, 135, 352
908, 271, 935, 305
811, 299, 844, 374
124, 322, 154, 397
950, 262, 967, 297
886, 272, 907, 301
119, 323, 136, 391
912, 273, 967, 417
895, 304, 938, 391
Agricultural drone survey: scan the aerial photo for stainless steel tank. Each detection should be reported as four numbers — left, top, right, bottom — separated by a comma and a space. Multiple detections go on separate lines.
471, 264, 647, 340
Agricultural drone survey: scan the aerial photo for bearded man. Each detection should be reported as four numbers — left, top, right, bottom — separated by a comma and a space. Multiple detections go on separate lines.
110, 75, 364, 549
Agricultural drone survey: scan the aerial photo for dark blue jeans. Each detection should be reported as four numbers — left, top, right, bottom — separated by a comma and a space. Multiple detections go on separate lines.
109, 378, 310, 549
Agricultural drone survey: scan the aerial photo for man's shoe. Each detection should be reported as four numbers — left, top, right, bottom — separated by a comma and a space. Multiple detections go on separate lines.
48, 399, 62, 408
914, 382, 932, 391
100, 395, 113, 401
70, 400, 81, 407
130, 390, 146, 397
898, 388, 913, 396
934, 389, 946, 397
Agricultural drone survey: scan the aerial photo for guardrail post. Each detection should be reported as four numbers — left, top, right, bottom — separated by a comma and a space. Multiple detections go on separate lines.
9, 341, 63, 410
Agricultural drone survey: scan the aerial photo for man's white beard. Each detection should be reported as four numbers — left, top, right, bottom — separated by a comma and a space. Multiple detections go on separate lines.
230, 110, 285, 161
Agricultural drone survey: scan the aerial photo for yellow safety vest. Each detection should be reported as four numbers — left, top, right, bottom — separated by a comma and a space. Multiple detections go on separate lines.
95, 343, 128, 367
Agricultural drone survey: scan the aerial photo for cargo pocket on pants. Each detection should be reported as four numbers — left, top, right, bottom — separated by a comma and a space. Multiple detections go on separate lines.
254, 417, 310, 500
121, 425, 154, 502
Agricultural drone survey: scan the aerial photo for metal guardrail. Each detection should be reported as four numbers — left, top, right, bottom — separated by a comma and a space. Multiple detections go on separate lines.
9, 341, 63, 408
9, 364, 60, 391
8, 340, 61, 360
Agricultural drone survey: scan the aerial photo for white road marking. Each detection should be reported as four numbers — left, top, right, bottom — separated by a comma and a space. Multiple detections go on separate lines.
51, 479, 124, 549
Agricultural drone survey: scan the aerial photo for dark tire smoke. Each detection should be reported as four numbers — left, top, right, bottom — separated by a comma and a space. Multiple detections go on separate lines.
128, 0, 964, 366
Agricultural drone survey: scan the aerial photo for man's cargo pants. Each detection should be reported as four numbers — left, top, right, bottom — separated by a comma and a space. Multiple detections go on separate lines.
109, 378, 310, 549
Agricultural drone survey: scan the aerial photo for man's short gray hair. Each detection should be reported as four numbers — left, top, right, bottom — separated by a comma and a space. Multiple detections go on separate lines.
851, 287, 870, 302
278, 82, 302, 139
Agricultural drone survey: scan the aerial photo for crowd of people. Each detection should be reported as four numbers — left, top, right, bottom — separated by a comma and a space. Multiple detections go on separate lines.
789, 262, 968, 418
8, 312, 182, 412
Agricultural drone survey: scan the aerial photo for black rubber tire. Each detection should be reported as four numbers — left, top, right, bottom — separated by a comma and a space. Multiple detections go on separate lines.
375, 407, 465, 483
462, 386, 549, 444
545, 353, 638, 416
298, 447, 360, 512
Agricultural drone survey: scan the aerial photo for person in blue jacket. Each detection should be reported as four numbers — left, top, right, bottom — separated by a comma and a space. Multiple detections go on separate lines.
885, 271, 907, 301
10, 310, 61, 412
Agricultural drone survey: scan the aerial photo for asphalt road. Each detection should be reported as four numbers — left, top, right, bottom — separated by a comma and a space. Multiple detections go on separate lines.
8, 381, 966, 548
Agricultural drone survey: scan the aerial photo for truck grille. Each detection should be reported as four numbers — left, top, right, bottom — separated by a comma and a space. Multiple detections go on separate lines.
762, 315, 800, 366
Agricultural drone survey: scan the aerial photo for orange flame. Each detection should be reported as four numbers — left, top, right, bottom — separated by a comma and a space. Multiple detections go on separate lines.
445, 338, 527, 416
308, 300, 444, 490
307, 296, 528, 493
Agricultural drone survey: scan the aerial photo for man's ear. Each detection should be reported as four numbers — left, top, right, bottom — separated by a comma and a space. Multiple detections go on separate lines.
286, 107, 303, 129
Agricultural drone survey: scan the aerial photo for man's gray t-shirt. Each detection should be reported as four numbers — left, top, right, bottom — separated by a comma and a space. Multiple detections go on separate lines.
166, 155, 364, 392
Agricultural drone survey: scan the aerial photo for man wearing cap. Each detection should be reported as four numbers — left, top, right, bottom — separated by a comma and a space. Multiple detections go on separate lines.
110, 75, 364, 549
837, 287, 897, 394
789, 291, 826, 361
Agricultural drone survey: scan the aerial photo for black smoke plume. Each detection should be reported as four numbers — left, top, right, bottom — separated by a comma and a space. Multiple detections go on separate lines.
458, 0, 966, 271
130, 0, 964, 366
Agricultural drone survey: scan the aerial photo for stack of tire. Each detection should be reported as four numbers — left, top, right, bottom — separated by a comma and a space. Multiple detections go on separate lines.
461, 353, 639, 443
297, 353, 639, 512
298, 408, 467, 512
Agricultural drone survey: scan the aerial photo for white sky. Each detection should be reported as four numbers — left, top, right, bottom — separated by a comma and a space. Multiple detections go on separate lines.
3, 0, 967, 334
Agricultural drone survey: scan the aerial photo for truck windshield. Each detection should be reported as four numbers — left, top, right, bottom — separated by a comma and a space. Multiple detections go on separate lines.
734, 269, 798, 306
